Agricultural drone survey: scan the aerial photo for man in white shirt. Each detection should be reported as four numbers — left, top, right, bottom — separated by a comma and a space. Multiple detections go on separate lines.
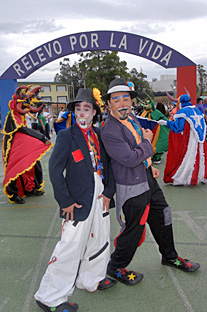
58, 107, 65, 119
43, 107, 52, 139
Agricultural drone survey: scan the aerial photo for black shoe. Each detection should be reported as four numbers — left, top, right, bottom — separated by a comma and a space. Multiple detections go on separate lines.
162, 256, 200, 272
36, 300, 78, 312
107, 267, 143, 286
33, 189, 44, 196
25, 189, 44, 196
153, 160, 161, 164
14, 196, 25, 204
97, 277, 118, 290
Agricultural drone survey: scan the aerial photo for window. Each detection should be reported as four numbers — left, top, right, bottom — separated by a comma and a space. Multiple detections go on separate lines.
56, 85, 66, 91
40, 85, 51, 92
57, 96, 67, 102
41, 96, 52, 102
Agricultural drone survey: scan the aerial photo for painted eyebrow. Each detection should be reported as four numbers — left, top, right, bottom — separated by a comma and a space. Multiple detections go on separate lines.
75, 103, 91, 108
112, 95, 130, 100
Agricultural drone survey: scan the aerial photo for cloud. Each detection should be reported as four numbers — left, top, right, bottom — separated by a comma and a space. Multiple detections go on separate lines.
0, 19, 64, 35
39, 62, 61, 72
193, 55, 207, 68
121, 22, 173, 37
1, 0, 207, 26
0, 0, 207, 82
60, 0, 207, 22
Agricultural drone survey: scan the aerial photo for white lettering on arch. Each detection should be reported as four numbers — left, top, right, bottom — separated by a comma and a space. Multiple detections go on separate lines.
21, 56, 32, 71
139, 39, 148, 54
29, 54, 39, 66
53, 40, 62, 54
80, 34, 88, 49
110, 33, 116, 48
160, 50, 172, 66
91, 33, 99, 48
118, 35, 127, 50
152, 45, 163, 60
13, 63, 25, 77
69, 36, 77, 51
44, 44, 52, 57
146, 42, 154, 56
36, 48, 46, 62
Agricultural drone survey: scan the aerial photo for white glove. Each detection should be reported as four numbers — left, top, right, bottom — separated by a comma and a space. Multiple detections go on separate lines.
157, 120, 167, 126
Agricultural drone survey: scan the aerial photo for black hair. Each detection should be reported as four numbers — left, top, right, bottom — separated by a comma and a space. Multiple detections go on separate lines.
37, 108, 43, 117
197, 97, 203, 103
156, 102, 166, 115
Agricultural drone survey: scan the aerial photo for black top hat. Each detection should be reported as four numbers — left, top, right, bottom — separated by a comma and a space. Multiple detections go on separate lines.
67, 88, 101, 115
102, 78, 138, 101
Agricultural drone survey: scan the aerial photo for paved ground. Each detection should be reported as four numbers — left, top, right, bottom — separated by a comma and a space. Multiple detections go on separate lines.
0, 133, 207, 312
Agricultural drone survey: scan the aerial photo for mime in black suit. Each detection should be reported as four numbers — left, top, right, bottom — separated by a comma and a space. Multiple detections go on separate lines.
35, 88, 116, 312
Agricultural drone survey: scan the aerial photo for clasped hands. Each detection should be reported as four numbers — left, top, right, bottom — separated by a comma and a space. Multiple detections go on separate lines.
62, 194, 110, 222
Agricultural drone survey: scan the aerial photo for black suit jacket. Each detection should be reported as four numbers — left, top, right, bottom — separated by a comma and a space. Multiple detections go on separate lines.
49, 123, 115, 221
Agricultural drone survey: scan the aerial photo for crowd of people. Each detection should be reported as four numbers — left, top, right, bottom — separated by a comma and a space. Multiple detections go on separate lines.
2, 81, 206, 312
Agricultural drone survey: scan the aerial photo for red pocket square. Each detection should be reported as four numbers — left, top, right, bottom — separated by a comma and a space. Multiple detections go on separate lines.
72, 149, 84, 162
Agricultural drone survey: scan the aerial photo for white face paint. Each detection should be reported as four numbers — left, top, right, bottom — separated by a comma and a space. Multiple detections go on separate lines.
78, 118, 87, 129
75, 101, 96, 129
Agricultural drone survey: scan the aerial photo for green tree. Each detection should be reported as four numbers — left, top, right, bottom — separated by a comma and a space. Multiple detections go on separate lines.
54, 51, 129, 95
197, 64, 207, 95
54, 51, 153, 99
54, 58, 84, 95
129, 68, 153, 99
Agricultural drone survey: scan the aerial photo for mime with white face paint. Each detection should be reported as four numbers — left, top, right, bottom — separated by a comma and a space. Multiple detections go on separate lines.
35, 88, 117, 312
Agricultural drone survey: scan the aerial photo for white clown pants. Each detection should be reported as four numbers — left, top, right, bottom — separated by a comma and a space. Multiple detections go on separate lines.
35, 173, 110, 307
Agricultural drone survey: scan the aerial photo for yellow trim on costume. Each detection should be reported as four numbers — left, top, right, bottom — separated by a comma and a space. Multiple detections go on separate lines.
1, 103, 27, 175
140, 110, 152, 118
3, 143, 53, 200
2, 103, 41, 173
151, 124, 160, 154
1, 102, 27, 136
27, 112, 37, 120
37, 181, 45, 192
10, 100, 27, 129
1, 124, 20, 135
1, 110, 10, 134
2, 132, 15, 174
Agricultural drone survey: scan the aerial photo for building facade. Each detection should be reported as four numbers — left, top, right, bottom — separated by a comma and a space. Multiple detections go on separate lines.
149, 75, 177, 96
17, 81, 74, 117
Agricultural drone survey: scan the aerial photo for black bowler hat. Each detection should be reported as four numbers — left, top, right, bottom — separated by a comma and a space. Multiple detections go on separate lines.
102, 78, 138, 101
67, 88, 101, 115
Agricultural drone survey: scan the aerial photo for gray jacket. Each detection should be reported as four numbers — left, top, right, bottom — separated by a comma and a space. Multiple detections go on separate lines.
101, 112, 154, 229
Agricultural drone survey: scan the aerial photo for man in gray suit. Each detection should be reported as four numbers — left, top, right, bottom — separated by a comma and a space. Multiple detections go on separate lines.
101, 78, 200, 287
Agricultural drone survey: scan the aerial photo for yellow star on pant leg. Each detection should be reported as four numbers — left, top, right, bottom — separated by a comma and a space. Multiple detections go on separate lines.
128, 273, 136, 281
